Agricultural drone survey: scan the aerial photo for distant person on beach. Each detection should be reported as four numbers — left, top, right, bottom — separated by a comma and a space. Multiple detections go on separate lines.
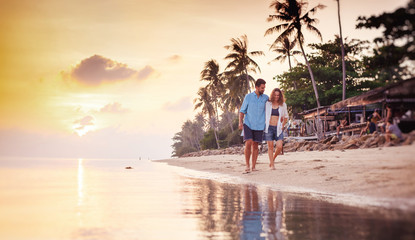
380, 104, 393, 133
385, 119, 404, 142
264, 88, 288, 170
239, 79, 268, 173
360, 109, 381, 136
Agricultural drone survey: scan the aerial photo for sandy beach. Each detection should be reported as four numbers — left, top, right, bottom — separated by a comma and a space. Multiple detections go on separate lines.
157, 144, 415, 210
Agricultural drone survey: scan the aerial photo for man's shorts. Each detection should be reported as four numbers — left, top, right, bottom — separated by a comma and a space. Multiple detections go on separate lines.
243, 124, 264, 143
264, 125, 284, 141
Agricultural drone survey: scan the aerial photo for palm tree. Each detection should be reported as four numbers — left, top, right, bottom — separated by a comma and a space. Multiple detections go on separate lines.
194, 86, 220, 149
265, 0, 325, 108
221, 72, 255, 112
220, 108, 238, 132
182, 120, 200, 151
192, 113, 206, 149
224, 35, 264, 94
336, 0, 347, 100
194, 112, 207, 132
269, 36, 302, 89
200, 59, 224, 124
265, 0, 325, 139
171, 117, 205, 156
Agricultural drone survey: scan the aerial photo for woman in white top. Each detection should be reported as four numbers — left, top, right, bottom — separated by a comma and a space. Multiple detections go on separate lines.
264, 88, 288, 170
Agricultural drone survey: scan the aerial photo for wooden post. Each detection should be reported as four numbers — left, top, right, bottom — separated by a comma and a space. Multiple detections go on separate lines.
363, 105, 366, 122
348, 107, 351, 124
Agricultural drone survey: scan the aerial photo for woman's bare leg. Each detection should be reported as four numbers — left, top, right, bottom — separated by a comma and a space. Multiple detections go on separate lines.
273, 140, 283, 161
267, 141, 275, 169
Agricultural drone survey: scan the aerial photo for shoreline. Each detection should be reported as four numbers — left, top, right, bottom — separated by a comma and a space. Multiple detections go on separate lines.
155, 144, 415, 211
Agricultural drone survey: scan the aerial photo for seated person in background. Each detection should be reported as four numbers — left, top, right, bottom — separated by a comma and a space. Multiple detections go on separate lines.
385, 119, 404, 142
336, 117, 348, 136
380, 105, 392, 133
360, 109, 381, 136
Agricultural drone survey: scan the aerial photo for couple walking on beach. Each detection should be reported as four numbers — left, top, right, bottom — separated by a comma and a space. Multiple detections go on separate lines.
239, 79, 288, 173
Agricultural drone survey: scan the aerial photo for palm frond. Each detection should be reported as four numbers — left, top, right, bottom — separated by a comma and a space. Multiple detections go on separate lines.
306, 24, 323, 41
265, 23, 289, 37
249, 51, 265, 57
308, 4, 326, 15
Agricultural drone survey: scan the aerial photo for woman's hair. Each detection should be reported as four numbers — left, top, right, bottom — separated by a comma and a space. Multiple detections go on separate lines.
269, 88, 284, 105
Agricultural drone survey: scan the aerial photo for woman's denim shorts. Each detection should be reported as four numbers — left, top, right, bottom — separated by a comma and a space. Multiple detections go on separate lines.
264, 125, 284, 141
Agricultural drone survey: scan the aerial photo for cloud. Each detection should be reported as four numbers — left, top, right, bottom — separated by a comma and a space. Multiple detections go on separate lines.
137, 65, 155, 80
100, 102, 129, 114
162, 97, 192, 111
167, 54, 182, 63
74, 115, 94, 130
66, 55, 155, 86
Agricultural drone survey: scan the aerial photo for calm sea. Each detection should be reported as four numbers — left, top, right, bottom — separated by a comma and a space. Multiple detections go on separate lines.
0, 157, 414, 240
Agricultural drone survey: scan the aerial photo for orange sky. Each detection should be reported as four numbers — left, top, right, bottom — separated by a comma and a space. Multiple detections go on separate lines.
0, 0, 409, 159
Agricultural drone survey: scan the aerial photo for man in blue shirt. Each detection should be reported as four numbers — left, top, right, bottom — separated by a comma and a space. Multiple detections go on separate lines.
239, 79, 269, 172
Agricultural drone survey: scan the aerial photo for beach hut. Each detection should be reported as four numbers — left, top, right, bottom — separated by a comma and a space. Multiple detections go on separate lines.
330, 78, 415, 133
298, 78, 415, 136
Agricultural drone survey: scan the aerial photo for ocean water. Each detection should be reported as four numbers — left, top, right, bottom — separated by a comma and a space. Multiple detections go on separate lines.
0, 157, 414, 240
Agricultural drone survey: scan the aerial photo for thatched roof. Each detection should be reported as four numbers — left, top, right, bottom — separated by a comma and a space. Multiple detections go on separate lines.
330, 78, 415, 110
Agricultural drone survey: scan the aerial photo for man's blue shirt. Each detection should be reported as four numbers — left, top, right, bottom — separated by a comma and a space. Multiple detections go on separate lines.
240, 92, 269, 131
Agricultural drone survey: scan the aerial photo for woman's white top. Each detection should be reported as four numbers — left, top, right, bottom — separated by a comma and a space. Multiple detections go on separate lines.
265, 101, 289, 136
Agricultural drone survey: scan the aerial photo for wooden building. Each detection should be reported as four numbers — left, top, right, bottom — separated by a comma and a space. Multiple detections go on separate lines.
299, 78, 415, 136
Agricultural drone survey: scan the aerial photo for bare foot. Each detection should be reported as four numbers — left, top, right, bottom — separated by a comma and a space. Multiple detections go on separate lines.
251, 168, 258, 171
270, 166, 276, 170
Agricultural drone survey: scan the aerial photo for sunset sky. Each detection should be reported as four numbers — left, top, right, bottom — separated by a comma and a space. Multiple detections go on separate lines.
0, 0, 409, 159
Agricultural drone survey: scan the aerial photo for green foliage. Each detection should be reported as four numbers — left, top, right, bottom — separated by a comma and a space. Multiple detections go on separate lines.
200, 129, 218, 150
173, 146, 198, 157
225, 130, 243, 146
171, 115, 205, 157
276, 37, 386, 115
357, 0, 415, 81
199, 116, 242, 149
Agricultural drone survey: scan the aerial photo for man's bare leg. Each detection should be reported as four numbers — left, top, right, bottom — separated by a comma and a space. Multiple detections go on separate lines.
252, 142, 259, 171
244, 140, 253, 171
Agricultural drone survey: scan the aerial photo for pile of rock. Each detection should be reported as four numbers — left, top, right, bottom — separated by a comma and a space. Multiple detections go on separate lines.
180, 131, 415, 158
181, 145, 244, 157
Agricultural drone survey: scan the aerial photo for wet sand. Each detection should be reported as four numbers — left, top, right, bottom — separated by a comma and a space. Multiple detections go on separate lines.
156, 144, 415, 210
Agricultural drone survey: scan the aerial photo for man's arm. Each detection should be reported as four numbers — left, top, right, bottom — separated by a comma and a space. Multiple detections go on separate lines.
239, 112, 245, 130
239, 94, 249, 130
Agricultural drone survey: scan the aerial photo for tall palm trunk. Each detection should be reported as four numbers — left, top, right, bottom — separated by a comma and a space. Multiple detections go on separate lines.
337, 0, 347, 100
211, 94, 220, 149
298, 39, 320, 107
210, 116, 220, 149
244, 61, 251, 93
298, 38, 323, 139
214, 100, 221, 149
287, 51, 298, 90
213, 129, 220, 149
